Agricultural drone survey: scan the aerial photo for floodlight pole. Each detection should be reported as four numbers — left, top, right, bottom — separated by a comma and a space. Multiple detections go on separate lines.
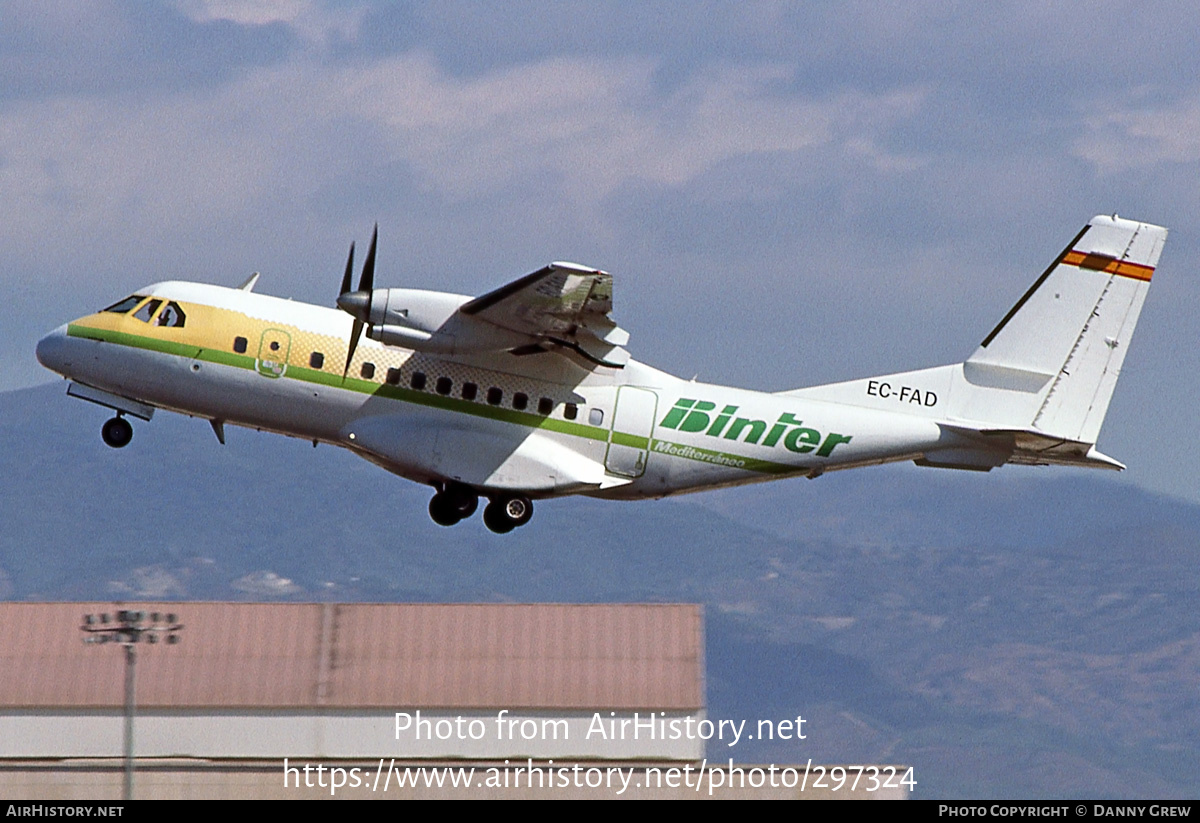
123, 642, 135, 801
81, 609, 183, 802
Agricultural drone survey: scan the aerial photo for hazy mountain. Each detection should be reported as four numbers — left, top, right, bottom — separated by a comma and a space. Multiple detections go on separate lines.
3, 382, 1198, 798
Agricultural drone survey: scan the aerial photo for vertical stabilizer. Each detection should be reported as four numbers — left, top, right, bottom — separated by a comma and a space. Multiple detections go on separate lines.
781, 214, 1167, 469
964, 214, 1166, 443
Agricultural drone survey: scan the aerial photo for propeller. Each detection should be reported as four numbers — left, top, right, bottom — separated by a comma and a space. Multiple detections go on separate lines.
339, 241, 355, 299
336, 224, 378, 379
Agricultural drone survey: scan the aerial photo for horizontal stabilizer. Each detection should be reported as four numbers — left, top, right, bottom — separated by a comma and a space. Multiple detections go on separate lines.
928, 423, 1126, 471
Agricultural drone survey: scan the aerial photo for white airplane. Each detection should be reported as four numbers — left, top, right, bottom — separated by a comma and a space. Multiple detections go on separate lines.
36, 215, 1166, 533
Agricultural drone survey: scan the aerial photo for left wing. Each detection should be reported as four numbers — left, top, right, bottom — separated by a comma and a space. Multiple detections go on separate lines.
460, 262, 630, 367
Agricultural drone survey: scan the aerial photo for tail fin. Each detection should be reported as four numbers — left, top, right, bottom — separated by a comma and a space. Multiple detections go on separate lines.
781, 215, 1167, 469
959, 214, 1165, 443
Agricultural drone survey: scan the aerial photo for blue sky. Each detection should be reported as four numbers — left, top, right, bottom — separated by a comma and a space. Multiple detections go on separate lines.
3, 0, 1198, 501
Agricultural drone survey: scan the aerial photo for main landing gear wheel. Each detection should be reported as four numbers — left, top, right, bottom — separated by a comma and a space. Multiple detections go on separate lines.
428, 484, 479, 527
483, 496, 533, 534
101, 416, 133, 449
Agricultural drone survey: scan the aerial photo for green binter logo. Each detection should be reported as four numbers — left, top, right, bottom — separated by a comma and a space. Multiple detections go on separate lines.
658, 398, 852, 457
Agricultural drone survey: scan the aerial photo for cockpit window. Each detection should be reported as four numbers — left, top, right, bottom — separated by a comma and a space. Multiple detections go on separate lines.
156, 301, 186, 328
132, 299, 163, 323
101, 295, 146, 314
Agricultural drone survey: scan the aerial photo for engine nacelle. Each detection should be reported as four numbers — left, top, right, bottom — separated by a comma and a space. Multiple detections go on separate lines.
366, 288, 471, 333
365, 288, 531, 354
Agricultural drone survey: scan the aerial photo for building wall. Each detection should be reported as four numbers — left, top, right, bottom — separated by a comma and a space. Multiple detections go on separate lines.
0, 761, 910, 800
0, 710, 704, 760
0, 603, 703, 711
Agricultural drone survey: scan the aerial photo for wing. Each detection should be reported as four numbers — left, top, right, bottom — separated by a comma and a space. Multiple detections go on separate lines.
460, 262, 630, 368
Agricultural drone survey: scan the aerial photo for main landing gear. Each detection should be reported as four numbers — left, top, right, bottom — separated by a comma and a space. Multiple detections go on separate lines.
428, 483, 533, 533
101, 416, 133, 448
428, 484, 478, 527
482, 496, 533, 534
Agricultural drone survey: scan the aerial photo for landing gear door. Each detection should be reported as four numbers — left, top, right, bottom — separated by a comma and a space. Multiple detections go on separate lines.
604, 386, 658, 478
256, 329, 291, 379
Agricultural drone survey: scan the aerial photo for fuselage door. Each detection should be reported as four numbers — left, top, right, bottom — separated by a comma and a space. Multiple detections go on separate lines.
256, 329, 292, 379
604, 386, 658, 478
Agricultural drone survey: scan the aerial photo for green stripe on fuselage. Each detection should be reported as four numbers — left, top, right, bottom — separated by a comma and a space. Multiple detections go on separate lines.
67, 323, 610, 442
611, 431, 649, 449
67, 323, 817, 475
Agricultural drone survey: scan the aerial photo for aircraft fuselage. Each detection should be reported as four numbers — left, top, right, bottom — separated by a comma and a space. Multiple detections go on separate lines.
35, 282, 935, 500
35, 215, 1167, 532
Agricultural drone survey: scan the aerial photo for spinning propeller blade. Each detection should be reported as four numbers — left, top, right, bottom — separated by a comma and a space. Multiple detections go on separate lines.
338, 242, 355, 301
337, 225, 378, 379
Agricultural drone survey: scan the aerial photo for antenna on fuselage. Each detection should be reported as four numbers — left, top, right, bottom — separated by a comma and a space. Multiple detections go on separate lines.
238, 272, 260, 292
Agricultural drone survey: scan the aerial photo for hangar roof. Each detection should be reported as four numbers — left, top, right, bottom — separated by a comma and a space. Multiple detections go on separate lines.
0, 602, 702, 710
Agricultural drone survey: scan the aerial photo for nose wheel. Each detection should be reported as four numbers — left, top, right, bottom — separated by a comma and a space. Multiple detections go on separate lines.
101, 416, 133, 449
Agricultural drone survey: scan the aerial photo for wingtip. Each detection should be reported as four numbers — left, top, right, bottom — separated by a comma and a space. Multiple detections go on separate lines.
550, 261, 608, 276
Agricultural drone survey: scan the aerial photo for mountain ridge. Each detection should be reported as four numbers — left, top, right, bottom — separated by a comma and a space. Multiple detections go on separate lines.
3, 382, 1197, 798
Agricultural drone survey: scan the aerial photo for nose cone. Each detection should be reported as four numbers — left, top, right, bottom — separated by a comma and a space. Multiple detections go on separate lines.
36, 324, 72, 375
337, 290, 371, 322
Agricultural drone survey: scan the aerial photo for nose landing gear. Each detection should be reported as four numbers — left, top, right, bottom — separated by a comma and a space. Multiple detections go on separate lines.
101, 416, 133, 449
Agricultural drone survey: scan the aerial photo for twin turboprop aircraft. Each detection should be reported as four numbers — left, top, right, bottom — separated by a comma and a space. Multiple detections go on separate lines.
36, 215, 1167, 533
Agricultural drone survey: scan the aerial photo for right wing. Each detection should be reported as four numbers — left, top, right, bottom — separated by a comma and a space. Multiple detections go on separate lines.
460, 262, 630, 368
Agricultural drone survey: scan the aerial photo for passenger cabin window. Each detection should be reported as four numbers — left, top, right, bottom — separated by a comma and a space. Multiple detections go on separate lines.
436, 377, 452, 395
387, 367, 401, 385
132, 299, 163, 323
513, 392, 528, 411
538, 397, 554, 415
564, 403, 578, 420
361, 362, 375, 380
411, 372, 426, 390
487, 387, 503, 405
156, 301, 186, 328
233, 336, 248, 354
589, 408, 604, 426
309, 352, 325, 369
462, 382, 478, 401
102, 296, 145, 314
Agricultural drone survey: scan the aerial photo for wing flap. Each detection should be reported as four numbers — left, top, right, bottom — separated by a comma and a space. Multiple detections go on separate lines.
461, 262, 629, 368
